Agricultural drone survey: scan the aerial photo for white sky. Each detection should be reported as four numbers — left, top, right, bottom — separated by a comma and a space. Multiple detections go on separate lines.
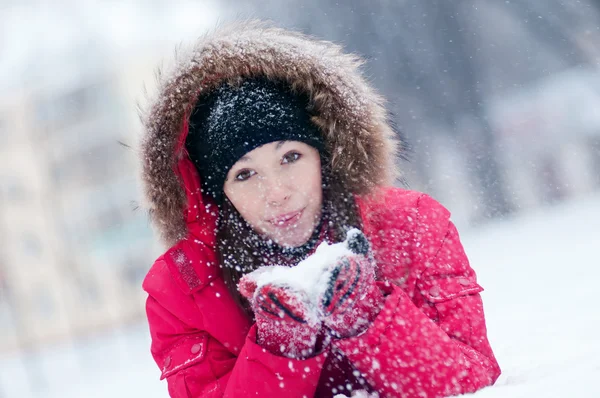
0, 0, 222, 88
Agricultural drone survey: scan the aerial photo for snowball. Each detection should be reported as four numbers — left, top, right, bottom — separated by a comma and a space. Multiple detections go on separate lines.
333, 390, 379, 398
253, 229, 360, 302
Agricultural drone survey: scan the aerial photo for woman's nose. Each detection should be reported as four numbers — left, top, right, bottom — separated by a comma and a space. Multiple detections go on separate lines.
262, 176, 290, 206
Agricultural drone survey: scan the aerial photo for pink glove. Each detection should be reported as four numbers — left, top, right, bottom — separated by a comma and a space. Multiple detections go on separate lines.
318, 231, 384, 339
239, 273, 322, 359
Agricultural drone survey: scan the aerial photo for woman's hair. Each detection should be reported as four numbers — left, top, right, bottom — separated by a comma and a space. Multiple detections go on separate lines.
216, 156, 363, 318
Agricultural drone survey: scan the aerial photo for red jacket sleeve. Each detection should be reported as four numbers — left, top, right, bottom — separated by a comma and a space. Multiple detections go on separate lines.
335, 193, 500, 398
144, 260, 327, 398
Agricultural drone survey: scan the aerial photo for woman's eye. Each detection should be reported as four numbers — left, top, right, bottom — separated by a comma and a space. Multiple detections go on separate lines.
282, 151, 302, 164
235, 169, 255, 181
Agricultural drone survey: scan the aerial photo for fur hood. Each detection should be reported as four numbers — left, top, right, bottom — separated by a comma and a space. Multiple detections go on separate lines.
139, 20, 402, 247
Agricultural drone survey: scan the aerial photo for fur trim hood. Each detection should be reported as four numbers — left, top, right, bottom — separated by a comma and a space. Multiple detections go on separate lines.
139, 20, 402, 247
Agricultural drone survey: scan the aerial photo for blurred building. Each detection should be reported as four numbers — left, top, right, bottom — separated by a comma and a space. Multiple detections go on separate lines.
0, 54, 162, 354
0, 0, 221, 356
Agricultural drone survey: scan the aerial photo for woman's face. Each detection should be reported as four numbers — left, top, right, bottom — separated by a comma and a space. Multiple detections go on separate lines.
223, 141, 323, 248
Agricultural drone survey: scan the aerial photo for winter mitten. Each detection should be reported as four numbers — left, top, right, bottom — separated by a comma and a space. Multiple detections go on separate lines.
239, 272, 322, 359
318, 230, 385, 339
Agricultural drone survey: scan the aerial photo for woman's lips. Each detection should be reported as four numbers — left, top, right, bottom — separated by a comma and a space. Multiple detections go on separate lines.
268, 208, 304, 227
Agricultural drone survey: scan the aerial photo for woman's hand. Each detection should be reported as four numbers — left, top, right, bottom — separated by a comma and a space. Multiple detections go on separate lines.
317, 230, 385, 339
239, 273, 322, 359
238, 229, 384, 355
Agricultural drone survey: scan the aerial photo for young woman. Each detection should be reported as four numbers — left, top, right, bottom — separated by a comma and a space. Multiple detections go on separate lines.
139, 21, 500, 398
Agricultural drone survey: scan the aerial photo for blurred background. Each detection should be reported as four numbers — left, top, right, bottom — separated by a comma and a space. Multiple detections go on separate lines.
1, 1, 599, 397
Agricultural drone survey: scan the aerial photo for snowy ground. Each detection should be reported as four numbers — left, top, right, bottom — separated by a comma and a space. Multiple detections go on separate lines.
1, 194, 599, 398
466, 194, 600, 398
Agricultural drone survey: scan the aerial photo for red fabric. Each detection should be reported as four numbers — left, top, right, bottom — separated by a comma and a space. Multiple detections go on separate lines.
143, 185, 501, 397
249, 283, 322, 359
319, 253, 384, 339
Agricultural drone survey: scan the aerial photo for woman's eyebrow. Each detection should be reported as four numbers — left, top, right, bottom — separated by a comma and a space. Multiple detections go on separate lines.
275, 141, 288, 150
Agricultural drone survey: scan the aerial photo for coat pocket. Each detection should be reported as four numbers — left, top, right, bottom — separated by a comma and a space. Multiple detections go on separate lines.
159, 333, 208, 380
419, 276, 484, 304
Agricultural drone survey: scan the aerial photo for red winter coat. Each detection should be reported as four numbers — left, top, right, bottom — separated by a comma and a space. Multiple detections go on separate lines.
143, 186, 500, 398
138, 21, 500, 398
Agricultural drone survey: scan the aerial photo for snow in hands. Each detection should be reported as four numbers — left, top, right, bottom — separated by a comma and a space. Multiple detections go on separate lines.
240, 228, 367, 321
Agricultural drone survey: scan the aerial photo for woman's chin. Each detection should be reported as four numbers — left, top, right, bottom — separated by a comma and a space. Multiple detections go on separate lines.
269, 229, 313, 248
272, 236, 307, 248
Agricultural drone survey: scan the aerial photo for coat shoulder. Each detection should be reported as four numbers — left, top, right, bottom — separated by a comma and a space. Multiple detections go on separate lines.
142, 245, 216, 331
357, 187, 456, 286
358, 187, 451, 232
142, 254, 172, 296
143, 239, 220, 298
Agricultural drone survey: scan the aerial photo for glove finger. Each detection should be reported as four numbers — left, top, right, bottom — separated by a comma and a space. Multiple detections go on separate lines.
238, 266, 273, 299
335, 257, 363, 312
321, 258, 352, 312
255, 284, 312, 324
321, 257, 361, 316
323, 254, 377, 315
346, 229, 371, 255
238, 275, 258, 299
